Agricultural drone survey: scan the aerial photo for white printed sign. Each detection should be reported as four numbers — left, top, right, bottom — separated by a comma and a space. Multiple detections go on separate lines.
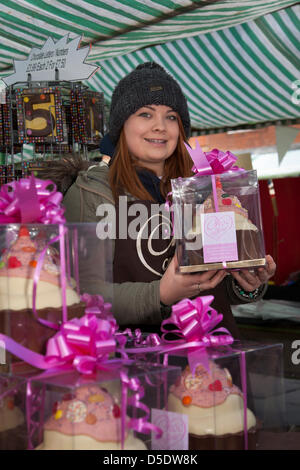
201, 211, 238, 263
2, 35, 99, 86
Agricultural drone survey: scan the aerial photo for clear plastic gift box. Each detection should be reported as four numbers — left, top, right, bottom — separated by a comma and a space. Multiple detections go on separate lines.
164, 341, 285, 450
123, 336, 285, 450
0, 222, 113, 374
17, 362, 181, 450
171, 170, 266, 272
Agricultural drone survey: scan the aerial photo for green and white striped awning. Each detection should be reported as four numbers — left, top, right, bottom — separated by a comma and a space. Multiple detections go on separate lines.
87, 4, 300, 131
0, 0, 297, 67
0, 0, 299, 131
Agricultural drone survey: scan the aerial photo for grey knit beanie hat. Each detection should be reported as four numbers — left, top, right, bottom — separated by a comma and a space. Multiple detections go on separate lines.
108, 62, 191, 144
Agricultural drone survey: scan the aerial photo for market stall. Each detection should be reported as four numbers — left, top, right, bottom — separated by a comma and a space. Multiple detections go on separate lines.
0, 0, 299, 452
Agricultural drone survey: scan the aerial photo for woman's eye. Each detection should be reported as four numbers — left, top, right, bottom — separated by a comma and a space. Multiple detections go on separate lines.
168, 115, 177, 121
139, 112, 151, 118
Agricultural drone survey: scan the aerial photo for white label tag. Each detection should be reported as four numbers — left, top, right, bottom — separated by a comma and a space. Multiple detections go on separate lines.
151, 408, 188, 450
201, 211, 238, 262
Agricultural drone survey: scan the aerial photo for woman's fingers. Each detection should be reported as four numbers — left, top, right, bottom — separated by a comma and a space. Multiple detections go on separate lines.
160, 256, 228, 305
161, 253, 277, 305
182, 270, 226, 289
185, 271, 227, 298
257, 255, 276, 282
181, 270, 218, 286
231, 255, 276, 292
231, 270, 260, 291
195, 270, 227, 292
265, 254, 276, 274
257, 268, 270, 284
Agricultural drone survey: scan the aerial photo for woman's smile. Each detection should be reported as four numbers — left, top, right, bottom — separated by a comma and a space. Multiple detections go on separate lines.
144, 138, 168, 146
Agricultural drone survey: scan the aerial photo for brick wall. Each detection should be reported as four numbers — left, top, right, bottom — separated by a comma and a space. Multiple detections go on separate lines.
189, 124, 300, 153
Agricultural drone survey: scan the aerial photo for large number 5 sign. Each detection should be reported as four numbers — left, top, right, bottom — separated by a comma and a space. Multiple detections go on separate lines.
23, 93, 56, 138
16, 87, 63, 143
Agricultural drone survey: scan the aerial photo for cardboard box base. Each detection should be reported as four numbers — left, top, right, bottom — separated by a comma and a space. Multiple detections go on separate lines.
179, 258, 266, 273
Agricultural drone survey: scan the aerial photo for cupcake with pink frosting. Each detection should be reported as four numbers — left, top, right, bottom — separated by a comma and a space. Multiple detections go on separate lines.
37, 384, 146, 450
0, 226, 84, 359
168, 361, 257, 450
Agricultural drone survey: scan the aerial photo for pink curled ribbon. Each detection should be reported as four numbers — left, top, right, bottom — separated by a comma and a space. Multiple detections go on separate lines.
120, 370, 162, 450
0, 174, 65, 224
80, 293, 114, 321
133, 329, 161, 348
31, 226, 66, 330
161, 295, 234, 374
184, 140, 242, 176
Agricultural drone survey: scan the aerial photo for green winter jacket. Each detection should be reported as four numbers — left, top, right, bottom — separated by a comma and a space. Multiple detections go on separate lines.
63, 163, 162, 327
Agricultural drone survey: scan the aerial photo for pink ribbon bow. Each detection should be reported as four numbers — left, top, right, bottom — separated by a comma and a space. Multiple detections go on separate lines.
161, 295, 234, 373
185, 140, 242, 176
46, 310, 117, 375
0, 174, 65, 224
80, 293, 134, 353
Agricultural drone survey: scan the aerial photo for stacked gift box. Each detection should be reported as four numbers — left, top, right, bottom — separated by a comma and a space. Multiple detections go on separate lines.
124, 326, 286, 450
0, 179, 182, 450
0, 362, 181, 450
0, 173, 286, 451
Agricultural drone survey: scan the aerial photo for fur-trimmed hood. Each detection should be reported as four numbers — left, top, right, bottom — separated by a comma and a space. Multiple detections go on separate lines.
40, 156, 91, 195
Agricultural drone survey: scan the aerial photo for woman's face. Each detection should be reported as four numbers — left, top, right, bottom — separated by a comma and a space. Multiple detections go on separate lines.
123, 105, 179, 174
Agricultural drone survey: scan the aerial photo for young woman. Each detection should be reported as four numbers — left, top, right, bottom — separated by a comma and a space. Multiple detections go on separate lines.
59, 62, 275, 336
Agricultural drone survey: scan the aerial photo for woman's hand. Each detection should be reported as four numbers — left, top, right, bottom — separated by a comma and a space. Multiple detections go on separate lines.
230, 254, 276, 292
159, 254, 227, 305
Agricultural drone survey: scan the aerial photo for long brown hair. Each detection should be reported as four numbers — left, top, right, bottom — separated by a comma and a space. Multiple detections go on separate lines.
109, 117, 194, 201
